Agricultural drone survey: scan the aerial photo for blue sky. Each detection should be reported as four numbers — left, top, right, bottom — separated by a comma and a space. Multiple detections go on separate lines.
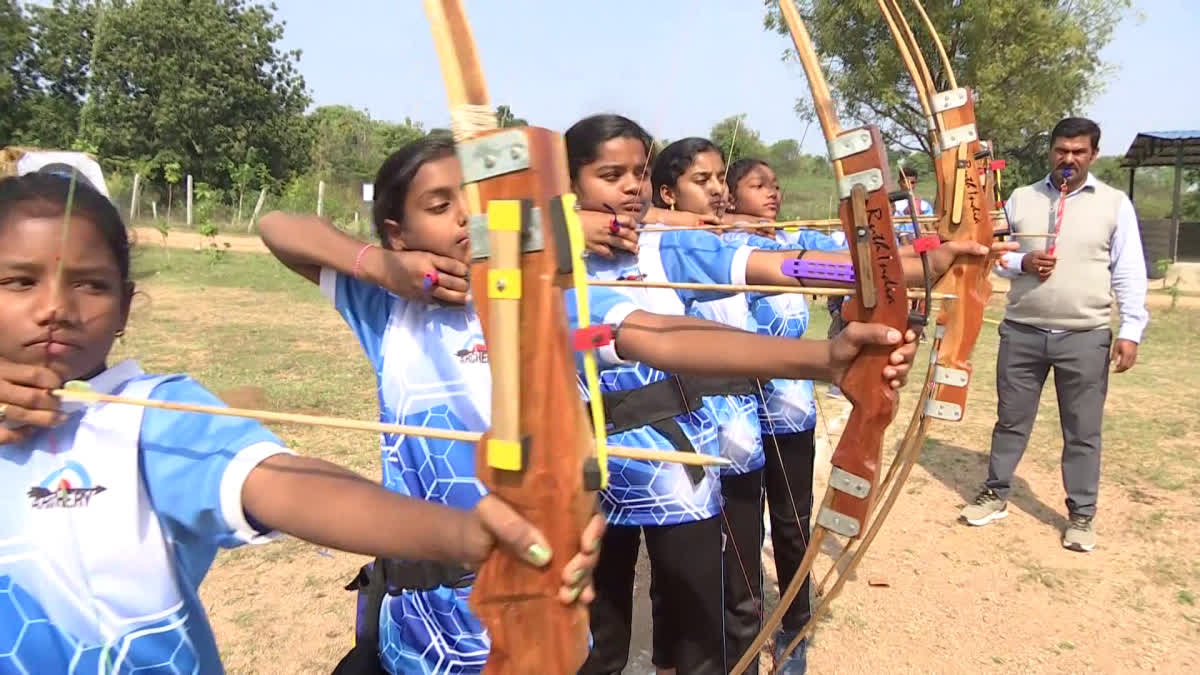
276, 0, 1198, 158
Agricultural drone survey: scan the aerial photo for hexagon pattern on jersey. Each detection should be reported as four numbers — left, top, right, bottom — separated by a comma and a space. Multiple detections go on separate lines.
378, 586, 488, 674
752, 292, 818, 434
372, 391, 490, 674
0, 575, 198, 674
594, 363, 723, 526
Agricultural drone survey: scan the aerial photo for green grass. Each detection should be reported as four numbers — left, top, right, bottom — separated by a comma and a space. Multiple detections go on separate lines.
113, 247, 380, 476
130, 245, 326, 301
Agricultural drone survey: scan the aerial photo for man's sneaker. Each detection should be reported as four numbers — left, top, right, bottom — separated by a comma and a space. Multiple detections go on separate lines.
1062, 513, 1096, 552
959, 489, 1008, 526
772, 628, 808, 674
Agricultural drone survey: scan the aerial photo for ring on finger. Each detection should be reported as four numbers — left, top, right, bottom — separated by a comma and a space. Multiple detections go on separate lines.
0, 404, 7, 423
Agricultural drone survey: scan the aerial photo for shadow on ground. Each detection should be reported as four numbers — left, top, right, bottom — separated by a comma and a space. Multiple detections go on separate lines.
918, 438, 1070, 532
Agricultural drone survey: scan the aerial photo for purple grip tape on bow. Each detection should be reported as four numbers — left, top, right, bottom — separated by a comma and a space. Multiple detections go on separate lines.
780, 259, 856, 284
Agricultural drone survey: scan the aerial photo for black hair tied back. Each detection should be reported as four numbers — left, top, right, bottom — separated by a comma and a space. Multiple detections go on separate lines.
650, 137, 723, 208
372, 133, 458, 248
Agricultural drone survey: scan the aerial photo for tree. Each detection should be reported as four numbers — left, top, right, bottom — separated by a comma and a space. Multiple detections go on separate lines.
763, 0, 1132, 189
308, 105, 377, 182
80, 0, 311, 190
0, 0, 35, 142
495, 105, 527, 128
19, 0, 99, 147
710, 115, 769, 166
375, 116, 426, 156
307, 106, 426, 184
1184, 169, 1200, 220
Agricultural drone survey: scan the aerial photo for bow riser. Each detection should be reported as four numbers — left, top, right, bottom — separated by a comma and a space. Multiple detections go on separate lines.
823, 125, 908, 538
925, 89, 998, 423
464, 126, 593, 674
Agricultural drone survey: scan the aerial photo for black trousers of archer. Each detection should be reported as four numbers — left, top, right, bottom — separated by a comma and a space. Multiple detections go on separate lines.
648, 469, 764, 674
580, 516, 725, 675
719, 468, 766, 674
764, 430, 817, 633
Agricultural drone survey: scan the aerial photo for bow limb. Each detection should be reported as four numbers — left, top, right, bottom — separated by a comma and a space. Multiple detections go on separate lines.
424, 3, 601, 672
773, 331, 937, 664
892, 0, 999, 424
908, 0, 958, 90
731, 3, 919, 671
868, 0, 999, 423
873, 0, 940, 156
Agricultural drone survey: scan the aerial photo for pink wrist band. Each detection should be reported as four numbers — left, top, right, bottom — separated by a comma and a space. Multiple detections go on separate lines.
353, 244, 375, 278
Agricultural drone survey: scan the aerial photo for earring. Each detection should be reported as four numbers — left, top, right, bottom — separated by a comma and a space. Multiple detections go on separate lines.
670, 202, 675, 211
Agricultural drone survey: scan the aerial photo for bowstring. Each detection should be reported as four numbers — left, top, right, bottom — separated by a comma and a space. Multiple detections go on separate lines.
47, 168, 115, 671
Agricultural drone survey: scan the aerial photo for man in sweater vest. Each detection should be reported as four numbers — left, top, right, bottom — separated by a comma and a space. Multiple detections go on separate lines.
959, 117, 1148, 552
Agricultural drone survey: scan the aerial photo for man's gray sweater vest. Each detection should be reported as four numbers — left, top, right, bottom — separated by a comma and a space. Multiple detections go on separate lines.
1004, 176, 1124, 331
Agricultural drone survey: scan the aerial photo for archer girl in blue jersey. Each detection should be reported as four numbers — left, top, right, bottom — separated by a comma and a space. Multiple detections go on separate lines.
565, 117, 999, 672
723, 156, 848, 673
259, 133, 925, 675
0, 172, 604, 675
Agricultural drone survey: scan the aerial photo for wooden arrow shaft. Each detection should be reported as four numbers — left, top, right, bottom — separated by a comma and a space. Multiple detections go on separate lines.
51, 388, 728, 468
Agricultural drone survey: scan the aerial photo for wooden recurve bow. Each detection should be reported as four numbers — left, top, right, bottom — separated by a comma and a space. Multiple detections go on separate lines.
424, 2, 610, 672
798, 0, 955, 605
893, 0, 999, 424
730, 2, 929, 671
801, 0, 1004, 608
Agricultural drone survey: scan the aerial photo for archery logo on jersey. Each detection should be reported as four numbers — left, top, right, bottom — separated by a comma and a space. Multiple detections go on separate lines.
28, 461, 106, 509
454, 342, 489, 364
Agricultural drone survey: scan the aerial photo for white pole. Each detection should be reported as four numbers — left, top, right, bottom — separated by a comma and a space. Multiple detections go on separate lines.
317, 180, 325, 217
186, 174, 193, 227
130, 172, 141, 221
248, 187, 267, 233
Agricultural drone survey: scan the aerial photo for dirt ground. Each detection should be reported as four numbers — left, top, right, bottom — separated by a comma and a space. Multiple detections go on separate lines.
133, 233, 1200, 674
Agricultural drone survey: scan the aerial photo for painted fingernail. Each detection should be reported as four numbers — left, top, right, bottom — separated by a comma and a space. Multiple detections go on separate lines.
526, 543, 551, 566
570, 568, 586, 585
566, 585, 582, 603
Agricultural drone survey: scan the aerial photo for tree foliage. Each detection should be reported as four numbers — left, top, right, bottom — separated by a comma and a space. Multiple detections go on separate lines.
495, 105, 527, 128
763, 0, 1132, 189
710, 115, 769, 166
308, 105, 425, 184
1, 0, 97, 146
80, 0, 311, 189
0, 1, 34, 141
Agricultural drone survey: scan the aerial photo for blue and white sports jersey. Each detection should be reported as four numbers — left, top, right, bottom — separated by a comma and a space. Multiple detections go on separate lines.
585, 229, 754, 524
729, 230, 847, 435
320, 269, 638, 674
689, 289, 763, 475
0, 360, 289, 674
689, 234, 765, 476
